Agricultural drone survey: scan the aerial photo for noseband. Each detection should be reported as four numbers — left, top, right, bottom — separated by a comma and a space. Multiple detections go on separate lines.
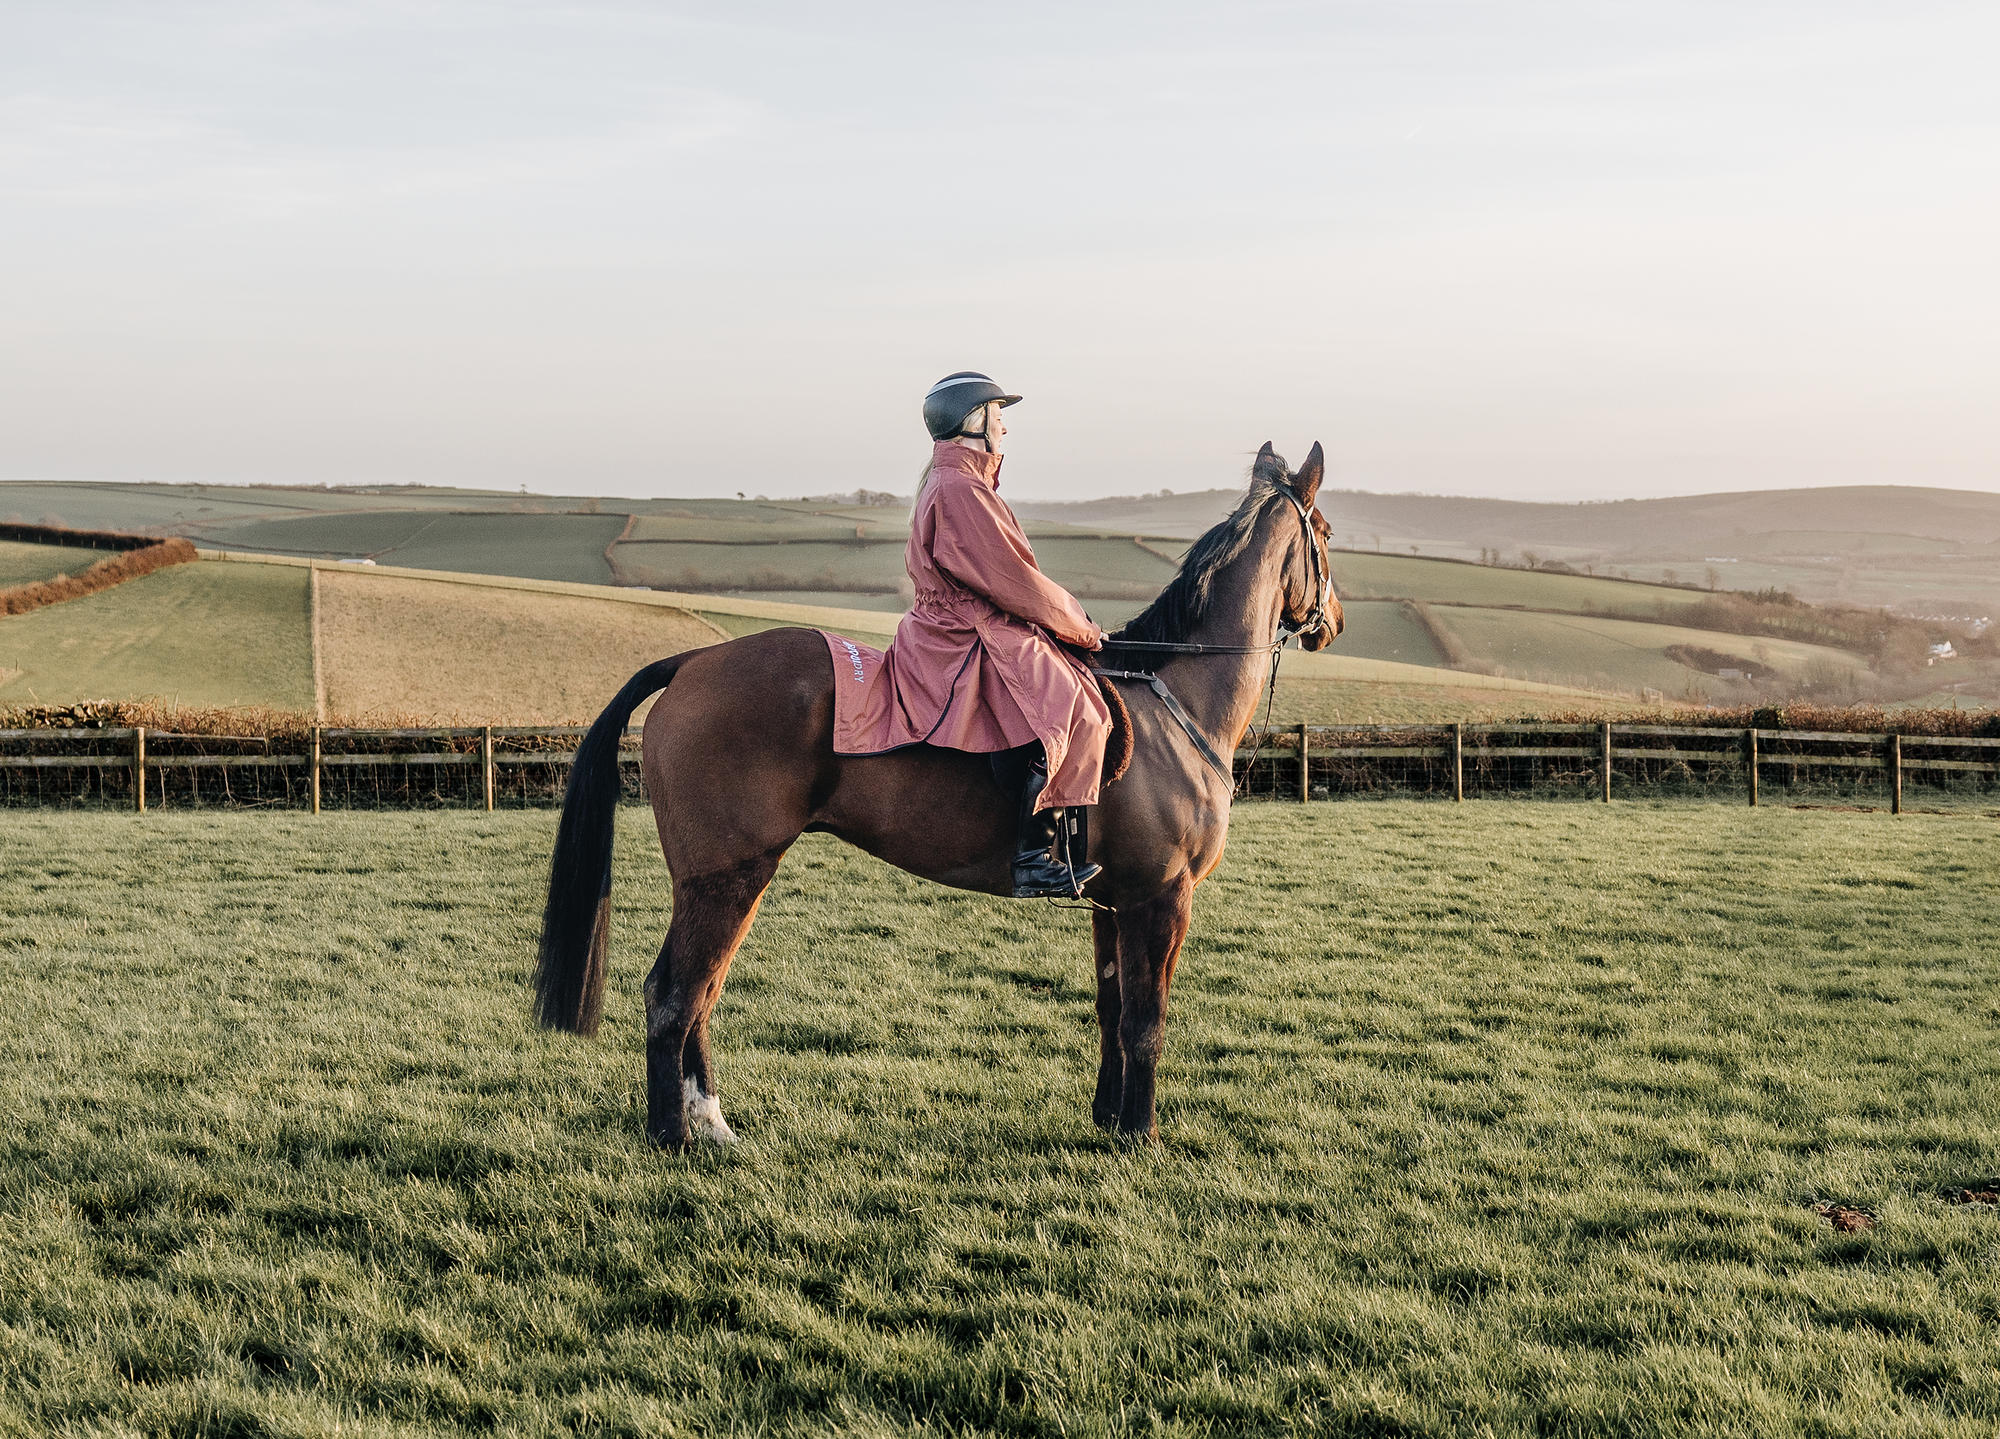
1092, 484, 1331, 792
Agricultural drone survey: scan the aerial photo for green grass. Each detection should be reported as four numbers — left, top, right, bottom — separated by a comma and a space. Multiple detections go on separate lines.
0, 541, 122, 589
226, 515, 628, 586
1260, 675, 1595, 725
5, 805, 1999, 1435
1327, 600, 1448, 667
618, 526, 1179, 603
0, 560, 312, 710
1329, 553, 1710, 618
1429, 607, 1869, 699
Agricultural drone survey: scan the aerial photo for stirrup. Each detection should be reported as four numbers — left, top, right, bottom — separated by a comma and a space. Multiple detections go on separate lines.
1011, 849, 1103, 899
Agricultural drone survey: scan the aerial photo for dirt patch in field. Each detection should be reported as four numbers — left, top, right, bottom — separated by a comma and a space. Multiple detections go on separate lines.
317, 570, 730, 724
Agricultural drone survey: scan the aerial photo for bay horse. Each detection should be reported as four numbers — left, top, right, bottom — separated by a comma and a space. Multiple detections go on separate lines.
534, 442, 1340, 1144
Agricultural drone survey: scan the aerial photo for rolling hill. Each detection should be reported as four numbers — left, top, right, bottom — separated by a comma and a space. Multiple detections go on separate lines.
0, 545, 1604, 726
18, 475, 1999, 619
7, 479, 1993, 708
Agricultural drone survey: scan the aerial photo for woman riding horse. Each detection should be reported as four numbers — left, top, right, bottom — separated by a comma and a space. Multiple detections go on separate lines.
835, 371, 1110, 897
535, 413, 1342, 1147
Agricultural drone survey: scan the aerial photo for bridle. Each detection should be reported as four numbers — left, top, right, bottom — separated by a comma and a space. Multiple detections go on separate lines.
1090, 483, 1332, 793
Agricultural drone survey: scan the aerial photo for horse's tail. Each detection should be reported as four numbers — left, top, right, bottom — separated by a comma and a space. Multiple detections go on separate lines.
534, 656, 686, 1035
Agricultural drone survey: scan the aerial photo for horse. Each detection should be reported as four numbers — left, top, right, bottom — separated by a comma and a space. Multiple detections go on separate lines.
533, 441, 1341, 1145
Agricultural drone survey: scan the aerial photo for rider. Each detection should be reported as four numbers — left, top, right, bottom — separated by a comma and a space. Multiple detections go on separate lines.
899, 371, 1111, 898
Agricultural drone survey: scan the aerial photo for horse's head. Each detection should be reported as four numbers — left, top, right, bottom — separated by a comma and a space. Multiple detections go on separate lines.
1253, 441, 1343, 652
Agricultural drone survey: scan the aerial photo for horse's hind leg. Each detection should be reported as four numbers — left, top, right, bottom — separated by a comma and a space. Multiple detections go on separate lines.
643, 852, 783, 1147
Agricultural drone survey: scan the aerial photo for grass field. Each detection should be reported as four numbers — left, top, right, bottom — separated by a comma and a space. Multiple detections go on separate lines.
6, 805, 1998, 1435
1258, 675, 1603, 725
230, 515, 630, 587
0, 540, 122, 589
1329, 600, 1449, 667
316, 571, 726, 724
0, 560, 312, 710
1427, 608, 1871, 699
1328, 553, 1712, 619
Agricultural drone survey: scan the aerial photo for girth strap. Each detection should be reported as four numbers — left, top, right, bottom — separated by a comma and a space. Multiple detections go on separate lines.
1092, 667, 1234, 788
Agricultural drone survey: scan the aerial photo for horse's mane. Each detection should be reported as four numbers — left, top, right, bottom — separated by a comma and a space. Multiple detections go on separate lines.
1111, 451, 1293, 645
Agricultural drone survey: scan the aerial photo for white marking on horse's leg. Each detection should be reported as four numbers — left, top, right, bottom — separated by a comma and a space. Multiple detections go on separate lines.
681, 1075, 738, 1144
1101, 964, 1116, 979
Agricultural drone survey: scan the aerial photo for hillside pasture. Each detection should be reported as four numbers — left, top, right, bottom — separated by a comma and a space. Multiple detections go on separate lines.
614, 539, 906, 596
1427, 606, 1873, 699
0, 539, 123, 589
316, 568, 728, 724
616, 517, 1186, 603
226, 513, 630, 586
3, 804, 1997, 1435
1331, 551, 1710, 618
0, 559, 312, 710
1326, 599, 1449, 667
1260, 674, 1605, 724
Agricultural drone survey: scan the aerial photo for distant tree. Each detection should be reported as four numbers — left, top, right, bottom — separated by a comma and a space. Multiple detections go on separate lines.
1371, 534, 1381, 552
1522, 550, 1540, 570
1663, 568, 1679, 585
1705, 566, 1721, 591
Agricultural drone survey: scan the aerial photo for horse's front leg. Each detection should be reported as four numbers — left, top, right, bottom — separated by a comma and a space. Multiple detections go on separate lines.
1113, 873, 1194, 1141
1091, 909, 1123, 1129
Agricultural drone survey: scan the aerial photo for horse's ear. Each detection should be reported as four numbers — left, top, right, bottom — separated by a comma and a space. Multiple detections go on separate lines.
1295, 442, 1325, 505
1253, 442, 1281, 483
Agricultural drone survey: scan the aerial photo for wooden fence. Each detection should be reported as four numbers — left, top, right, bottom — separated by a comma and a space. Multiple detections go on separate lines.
5, 722, 1999, 812
0, 725, 634, 813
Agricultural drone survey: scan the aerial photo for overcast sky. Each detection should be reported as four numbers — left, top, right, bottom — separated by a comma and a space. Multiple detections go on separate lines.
4, 2, 1995, 503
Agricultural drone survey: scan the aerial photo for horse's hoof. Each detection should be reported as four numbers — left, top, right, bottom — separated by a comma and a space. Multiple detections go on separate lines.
682, 1079, 739, 1144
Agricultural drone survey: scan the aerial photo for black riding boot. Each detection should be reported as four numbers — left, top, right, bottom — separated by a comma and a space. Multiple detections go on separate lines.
1011, 762, 1103, 899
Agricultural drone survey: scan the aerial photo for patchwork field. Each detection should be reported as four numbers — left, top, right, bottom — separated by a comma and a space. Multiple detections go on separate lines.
0, 537, 1617, 724
4, 804, 1998, 1434
0, 540, 123, 590
227, 513, 631, 587
1328, 551, 1712, 618
0, 560, 313, 711
1428, 607, 1872, 700
1329, 599, 1449, 667
315, 569, 728, 724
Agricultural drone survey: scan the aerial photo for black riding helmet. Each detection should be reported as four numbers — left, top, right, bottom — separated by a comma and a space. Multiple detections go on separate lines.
922, 371, 1022, 442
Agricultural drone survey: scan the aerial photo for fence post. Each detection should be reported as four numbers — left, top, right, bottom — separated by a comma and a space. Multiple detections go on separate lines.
1297, 722, 1309, 803
132, 727, 146, 814
482, 725, 495, 812
1452, 722, 1464, 803
310, 726, 321, 815
1890, 733, 1902, 815
1746, 728, 1759, 806
1601, 722, 1612, 803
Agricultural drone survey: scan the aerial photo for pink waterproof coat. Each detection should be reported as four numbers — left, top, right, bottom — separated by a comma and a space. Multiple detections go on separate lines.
822, 441, 1111, 810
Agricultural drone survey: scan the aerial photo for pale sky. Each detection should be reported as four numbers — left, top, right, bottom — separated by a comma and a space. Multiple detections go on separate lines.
4, 2, 1995, 503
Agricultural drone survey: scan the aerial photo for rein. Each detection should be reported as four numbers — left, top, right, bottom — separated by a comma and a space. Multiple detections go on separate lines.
1091, 485, 1330, 796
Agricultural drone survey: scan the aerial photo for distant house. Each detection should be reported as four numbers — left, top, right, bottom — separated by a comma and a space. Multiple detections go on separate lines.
1927, 642, 1956, 665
